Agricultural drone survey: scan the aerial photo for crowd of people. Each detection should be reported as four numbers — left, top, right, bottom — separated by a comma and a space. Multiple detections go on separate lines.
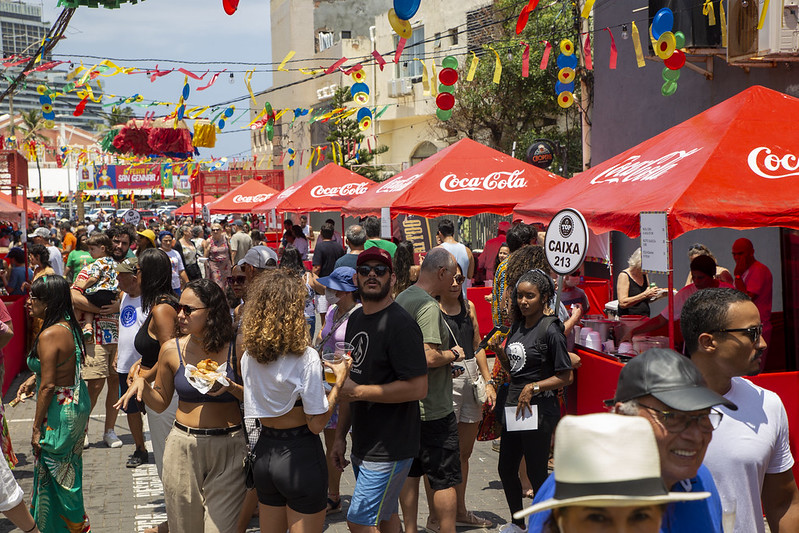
0, 210, 790, 533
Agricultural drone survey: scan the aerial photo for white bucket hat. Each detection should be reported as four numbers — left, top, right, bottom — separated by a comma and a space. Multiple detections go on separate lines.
514, 413, 710, 519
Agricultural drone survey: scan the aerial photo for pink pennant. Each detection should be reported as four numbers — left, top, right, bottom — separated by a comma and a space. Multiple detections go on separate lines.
24, 60, 65, 75
540, 41, 552, 69
148, 65, 174, 82
324, 57, 348, 75
603, 28, 618, 70
341, 63, 363, 75
372, 50, 386, 71
178, 68, 209, 80
197, 69, 227, 91
583, 34, 593, 70
3, 56, 30, 67
394, 38, 407, 64
520, 41, 530, 77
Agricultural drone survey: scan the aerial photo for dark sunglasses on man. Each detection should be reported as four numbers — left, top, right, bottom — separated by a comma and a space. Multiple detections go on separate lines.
356, 264, 390, 277
227, 275, 247, 285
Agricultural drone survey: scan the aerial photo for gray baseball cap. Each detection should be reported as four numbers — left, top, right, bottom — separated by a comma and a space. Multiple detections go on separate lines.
605, 348, 737, 411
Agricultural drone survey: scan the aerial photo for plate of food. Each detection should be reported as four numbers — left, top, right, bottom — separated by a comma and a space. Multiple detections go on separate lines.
185, 358, 229, 394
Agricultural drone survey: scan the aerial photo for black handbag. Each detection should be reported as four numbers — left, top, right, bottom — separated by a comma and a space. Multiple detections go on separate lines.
231, 339, 256, 490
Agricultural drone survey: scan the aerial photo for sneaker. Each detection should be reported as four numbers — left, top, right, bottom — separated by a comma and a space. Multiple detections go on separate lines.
84, 433, 89, 449
103, 430, 123, 449
492, 439, 501, 453
126, 449, 149, 468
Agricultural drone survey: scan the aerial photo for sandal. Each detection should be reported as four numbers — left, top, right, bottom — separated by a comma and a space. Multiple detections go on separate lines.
455, 511, 492, 528
523, 489, 535, 499
326, 497, 342, 515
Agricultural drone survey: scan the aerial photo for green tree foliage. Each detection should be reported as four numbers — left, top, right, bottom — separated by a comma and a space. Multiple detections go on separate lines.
324, 86, 389, 182
96, 105, 135, 133
446, 0, 587, 176
18, 109, 47, 143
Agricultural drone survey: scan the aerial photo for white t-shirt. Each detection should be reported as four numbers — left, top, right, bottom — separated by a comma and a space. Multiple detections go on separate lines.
164, 249, 185, 290
704, 377, 794, 533
242, 346, 328, 419
116, 293, 146, 373
47, 245, 64, 276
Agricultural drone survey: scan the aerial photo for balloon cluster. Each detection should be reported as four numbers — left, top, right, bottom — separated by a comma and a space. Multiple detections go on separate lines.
388, 0, 420, 39
651, 8, 686, 97
37, 85, 56, 128
350, 68, 372, 131
555, 40, 577, 109
436, 56, 459, 121
217, 106, 235, 130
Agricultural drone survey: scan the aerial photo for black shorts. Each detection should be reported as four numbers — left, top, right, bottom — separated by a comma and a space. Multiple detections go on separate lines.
117, 372, 144, 414
86, 289, 117, 308
253, 425, 327, 514
408, 411, 462, 491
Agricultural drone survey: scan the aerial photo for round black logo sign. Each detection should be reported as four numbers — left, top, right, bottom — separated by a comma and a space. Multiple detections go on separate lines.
559, 215, 574, 238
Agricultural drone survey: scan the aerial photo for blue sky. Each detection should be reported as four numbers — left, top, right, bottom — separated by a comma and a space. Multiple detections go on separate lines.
40, 0, 273, 160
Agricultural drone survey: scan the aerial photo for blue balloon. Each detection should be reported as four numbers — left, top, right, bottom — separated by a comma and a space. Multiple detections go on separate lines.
652, 8, 674, 40
555, 81, 575, 94
350, 82, 370, 96
393, 0, 421, 20
556, 53, 578, 69
357, 108, 373, 121
39, 95, 51, 105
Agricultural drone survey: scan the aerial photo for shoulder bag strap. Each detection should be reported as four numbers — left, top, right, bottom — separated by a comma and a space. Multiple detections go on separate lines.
315, 303, 361, 352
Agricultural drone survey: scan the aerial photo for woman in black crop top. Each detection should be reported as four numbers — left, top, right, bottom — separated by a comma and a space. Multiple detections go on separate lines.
117, 279, 246, 533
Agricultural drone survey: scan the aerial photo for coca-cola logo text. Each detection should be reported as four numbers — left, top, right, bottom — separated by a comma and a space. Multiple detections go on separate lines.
747, 147, 799, 179
233, 193, 273, 204
376, 174, 422, 194
440, 170, 528, 192
310, 182, 369, 198
276, 184, 301, 200
589, 148, 701, 185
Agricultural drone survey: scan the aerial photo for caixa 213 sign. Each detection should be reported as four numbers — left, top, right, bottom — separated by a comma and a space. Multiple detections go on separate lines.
544, 208, 588, 276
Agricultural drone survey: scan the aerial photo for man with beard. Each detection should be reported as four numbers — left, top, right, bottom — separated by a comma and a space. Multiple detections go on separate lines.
332, 247, 428, 533
682, 288, 799, 533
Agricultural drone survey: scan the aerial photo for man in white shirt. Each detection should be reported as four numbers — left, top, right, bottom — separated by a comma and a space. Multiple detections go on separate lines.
682, 287, 799, 533
229, 220, 252, 264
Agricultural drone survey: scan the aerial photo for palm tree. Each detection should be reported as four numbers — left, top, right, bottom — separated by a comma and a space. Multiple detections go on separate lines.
96, 105, 135, 133
17, 109, 47, 143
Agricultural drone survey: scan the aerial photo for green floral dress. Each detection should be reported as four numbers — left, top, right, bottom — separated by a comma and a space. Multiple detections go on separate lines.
27, 323, 91, 533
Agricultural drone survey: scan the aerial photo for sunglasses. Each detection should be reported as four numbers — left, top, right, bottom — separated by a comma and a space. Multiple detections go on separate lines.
453, 274, 465, 284
227, 275, 247, 285
179, 304, 208, 316
356, 264, 390, 277
712, 324, 763, 344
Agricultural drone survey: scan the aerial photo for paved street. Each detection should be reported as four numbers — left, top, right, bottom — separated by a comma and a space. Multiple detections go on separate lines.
0, 371, 510, 533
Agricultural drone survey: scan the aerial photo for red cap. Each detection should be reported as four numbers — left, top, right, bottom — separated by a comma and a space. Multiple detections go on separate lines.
356, 247, 393, 272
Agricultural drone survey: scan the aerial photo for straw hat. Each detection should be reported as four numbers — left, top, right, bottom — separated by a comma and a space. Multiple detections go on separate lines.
514, 413, 710, 519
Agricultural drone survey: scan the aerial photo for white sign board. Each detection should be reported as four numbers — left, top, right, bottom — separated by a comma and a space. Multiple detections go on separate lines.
545, 208, 589, 275
640, 212, 669, 273
380, 207, 391, 239
123, 209, 141, 226
202, 205, 210, 223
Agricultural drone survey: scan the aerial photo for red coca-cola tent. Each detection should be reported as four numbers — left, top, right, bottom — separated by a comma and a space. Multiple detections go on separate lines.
253, 163, 372, 214
2, 194, 51, 218
514, 86, 799, 238
344, 138, 565, 217
207, 179, 279, 214
174, 194, 218, 217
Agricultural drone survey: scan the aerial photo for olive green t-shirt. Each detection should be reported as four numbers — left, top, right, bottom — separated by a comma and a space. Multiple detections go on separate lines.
395, 284, 453, 421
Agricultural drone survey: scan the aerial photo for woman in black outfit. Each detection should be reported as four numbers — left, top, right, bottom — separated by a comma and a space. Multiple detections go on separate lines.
616, 248, 663, 317
489, 269, 573, 528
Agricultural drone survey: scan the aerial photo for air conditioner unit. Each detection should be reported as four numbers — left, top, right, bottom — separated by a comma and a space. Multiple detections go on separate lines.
387, 78, 413, 98
728, 1, 799, 62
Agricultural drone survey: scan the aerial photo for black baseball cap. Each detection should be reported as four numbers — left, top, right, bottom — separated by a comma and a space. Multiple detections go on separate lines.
604, 348, 737, 411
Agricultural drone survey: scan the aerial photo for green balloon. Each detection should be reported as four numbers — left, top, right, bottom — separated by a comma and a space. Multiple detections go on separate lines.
662, 67, 680, 82
442, 56, 458, 69
438, 83, 454, 94
661, 80, 678, 97
436, 108, 453, 121
674, 31, 685, 49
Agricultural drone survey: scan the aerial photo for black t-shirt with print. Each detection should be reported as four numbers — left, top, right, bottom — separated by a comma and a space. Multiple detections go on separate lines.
504, 315, 572, 407
346, 302, 428, 461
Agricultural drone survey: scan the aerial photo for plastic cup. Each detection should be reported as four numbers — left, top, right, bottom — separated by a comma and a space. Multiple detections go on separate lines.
335, 342, 354, 359
322, 352, 342, 384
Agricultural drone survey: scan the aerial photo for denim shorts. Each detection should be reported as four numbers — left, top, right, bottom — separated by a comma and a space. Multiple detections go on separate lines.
348, 456, 414, 526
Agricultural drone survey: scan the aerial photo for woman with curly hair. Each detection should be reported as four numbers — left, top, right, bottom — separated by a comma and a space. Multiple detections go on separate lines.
392, 240, 416, 298
489, 269, 573, 528
118, 278, 246, 533
241, 268, 350, 533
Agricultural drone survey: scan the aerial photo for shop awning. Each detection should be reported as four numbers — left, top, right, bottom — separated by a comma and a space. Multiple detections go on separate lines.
344, 138, 565, 217
207, 180, 278, 214
514, 85, 799, 239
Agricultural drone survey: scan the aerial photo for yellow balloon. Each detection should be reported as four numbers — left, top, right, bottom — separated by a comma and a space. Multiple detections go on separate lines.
353, 92, 370, 105
560, 39, 575, 56
558, 68, 576, 83
655, 32, 676, 59
388, 9, 413, 40
36, 85, 47, 95
557, 91, 574, 109
359, 117, 372, 131
351, 70, 366, 83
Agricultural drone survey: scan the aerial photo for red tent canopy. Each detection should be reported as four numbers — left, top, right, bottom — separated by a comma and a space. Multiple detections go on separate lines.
514, 86, 799, 239
253, 164, 372, 214
0, 194, 51, 217
174, 194, 218, 216
344, 138, 565, 217
0, 196, 23, 221
207, 180, 279, 214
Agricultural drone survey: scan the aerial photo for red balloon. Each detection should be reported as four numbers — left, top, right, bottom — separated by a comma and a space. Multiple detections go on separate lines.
438, 68, 458, 86
223, 0, 239, 15
664, 50, 686, 70
436, 92, 455, 111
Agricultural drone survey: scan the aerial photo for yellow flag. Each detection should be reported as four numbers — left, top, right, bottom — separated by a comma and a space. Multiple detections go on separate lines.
631, 22, 646, 68
757, 0, 770, 30
414, 59, 430, 94
703, 0, 716, 26
720, 2, 728, 47
467, 52, 479, 81
277, 51, 295, 72
430, 61, 438, 97
489, 46, 502, 84
580, 0, 595, 19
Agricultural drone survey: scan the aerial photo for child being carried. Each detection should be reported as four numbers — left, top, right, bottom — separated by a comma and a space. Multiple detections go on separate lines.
72, 233, 119, 339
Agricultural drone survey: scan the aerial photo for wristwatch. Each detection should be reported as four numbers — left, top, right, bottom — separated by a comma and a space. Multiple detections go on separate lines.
532, 382, 541, 395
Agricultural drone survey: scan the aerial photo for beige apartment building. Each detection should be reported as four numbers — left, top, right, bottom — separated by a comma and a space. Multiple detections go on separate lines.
252, 0, 493, 186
